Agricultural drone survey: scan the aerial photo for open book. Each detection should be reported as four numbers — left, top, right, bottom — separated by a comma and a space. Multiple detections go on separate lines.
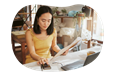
50, 37, 82, 61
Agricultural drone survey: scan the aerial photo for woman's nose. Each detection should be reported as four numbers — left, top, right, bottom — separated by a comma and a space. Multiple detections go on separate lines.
44, 21, 48, 25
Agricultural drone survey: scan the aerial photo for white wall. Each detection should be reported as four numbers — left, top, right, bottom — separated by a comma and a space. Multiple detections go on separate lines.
96, 16, 102, 35
50, 4, 84, 12
48, 4, 85, 44
50, 4, 85, 28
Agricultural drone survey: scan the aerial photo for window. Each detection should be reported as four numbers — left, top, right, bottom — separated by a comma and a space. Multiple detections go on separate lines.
31, 5, 41, 24
93, 9, 115, 41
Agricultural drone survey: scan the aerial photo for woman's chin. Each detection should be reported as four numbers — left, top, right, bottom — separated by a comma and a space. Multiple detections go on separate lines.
40, 27, 48, 31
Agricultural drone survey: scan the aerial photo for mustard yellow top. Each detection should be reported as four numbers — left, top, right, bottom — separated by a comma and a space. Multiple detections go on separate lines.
25, 28, 56, 63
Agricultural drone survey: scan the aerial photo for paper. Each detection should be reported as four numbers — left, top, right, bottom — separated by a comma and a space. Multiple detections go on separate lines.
11, 30, 26, 35
50, 37, 82, 61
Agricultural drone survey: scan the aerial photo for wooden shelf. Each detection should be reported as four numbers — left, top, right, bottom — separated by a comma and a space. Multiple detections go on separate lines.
53, 16, 84, 18
54, 15, 85, 46
53, 16, 75, 18
53, 13, 85, 18
53, 16, 78, 23
18, 13, 36, 15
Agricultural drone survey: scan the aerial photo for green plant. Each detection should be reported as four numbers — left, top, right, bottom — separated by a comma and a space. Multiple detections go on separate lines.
61, 9, 67, 13
76, 11, 86, 18
52, 7, 59, 14
73, 11, 86, 28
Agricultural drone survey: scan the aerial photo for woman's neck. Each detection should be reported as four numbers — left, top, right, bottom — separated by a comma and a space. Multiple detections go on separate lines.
31, 28, 47, 35
40, 28, 47, 34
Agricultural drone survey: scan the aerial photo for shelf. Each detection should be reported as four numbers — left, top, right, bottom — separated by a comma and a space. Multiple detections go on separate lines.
18, 13, 36, 15
53, 16, 75, 22
53, 16, 85, 18
53, 16, 75, 18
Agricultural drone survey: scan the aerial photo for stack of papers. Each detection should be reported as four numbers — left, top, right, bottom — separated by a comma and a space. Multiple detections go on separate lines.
12, 30, 26, 38
50, 37, 82, 61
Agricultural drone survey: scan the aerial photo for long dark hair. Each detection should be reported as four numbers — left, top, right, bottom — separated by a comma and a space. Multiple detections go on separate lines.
33, 6, 54, 35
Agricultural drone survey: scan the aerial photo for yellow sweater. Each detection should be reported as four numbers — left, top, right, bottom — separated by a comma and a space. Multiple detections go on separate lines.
25, 28, 56, 63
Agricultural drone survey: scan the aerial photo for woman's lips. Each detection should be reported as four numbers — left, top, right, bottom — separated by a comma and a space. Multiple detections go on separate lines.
43, 26, 47, 28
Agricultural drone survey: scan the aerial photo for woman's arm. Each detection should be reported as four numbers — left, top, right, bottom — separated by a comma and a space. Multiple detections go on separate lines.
51, 29, 61, 53
25, 30, 48, 64
51, 29, 69, 55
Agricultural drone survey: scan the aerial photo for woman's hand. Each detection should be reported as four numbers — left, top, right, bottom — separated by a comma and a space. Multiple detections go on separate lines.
37, 57, 48, 65
62, 49, 69, 55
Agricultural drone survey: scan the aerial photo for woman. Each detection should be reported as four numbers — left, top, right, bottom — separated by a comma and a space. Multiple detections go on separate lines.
25, 6, 69, 65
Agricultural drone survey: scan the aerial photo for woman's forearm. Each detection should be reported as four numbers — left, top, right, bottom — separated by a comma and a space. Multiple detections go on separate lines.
52, 45, 61, 53
30, 52, 41, 61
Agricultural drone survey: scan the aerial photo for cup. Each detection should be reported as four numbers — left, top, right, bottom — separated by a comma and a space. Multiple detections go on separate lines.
87, 51, 95, 56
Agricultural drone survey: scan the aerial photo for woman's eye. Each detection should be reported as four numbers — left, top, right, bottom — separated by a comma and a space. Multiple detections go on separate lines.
48, 20, 51, 22
42, 20, 45, 22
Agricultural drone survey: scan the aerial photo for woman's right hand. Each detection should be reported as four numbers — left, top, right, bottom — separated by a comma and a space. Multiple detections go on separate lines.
37, 57, 49, 65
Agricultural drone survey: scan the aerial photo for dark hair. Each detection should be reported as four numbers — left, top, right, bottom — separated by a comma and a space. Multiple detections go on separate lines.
33, 6, 54, 35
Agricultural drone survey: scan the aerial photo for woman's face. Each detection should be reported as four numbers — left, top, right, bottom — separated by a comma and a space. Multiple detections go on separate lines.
37, 12, 52, 31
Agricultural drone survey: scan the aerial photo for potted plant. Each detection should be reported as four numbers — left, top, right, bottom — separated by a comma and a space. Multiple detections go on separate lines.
76, 11, 85, 18
56, 10, 61, 16
52, 6, 60, 15
73, 11, 86, 28
61, 8, 67, 16
52, 6, 58, 15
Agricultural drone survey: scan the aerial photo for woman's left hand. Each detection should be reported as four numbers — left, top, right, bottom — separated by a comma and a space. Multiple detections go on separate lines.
62, 49, 69, 55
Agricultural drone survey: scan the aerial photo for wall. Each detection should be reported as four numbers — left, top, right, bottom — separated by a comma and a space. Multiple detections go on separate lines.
50, 4, 85, 28
50, 4, 86, 46
50, 4, 84, 12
